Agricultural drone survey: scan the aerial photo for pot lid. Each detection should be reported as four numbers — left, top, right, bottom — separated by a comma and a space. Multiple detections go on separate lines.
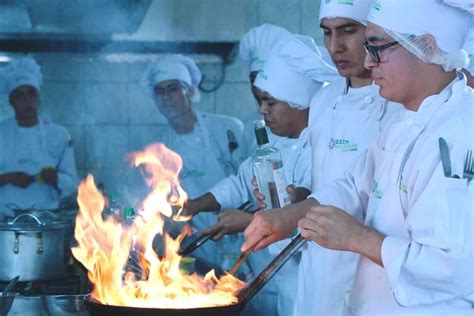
0, 213, 68, 231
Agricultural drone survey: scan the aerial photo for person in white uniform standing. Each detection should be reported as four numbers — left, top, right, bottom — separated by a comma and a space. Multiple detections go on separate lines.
185, 33, 337, 316
0, 57, 79, 218
139, 54, 246, 267
249, 1, 401, 315
245, 0, 474, 315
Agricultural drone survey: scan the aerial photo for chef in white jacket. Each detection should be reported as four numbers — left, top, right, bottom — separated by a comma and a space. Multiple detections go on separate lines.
139, 54, 246, 266
239, 23, 292, 157
245, 1, 473, 315
0, 58, 78, 217
186, 34, 338, 316
249, 1, 401, 315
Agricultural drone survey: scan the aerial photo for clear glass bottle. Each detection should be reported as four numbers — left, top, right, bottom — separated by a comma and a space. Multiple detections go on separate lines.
122, 207, 142, 282
103, 193, 123, 221
251, 120, 290, 210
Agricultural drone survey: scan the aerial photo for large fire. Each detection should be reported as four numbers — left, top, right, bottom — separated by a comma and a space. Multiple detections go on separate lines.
72, 143, 245, 308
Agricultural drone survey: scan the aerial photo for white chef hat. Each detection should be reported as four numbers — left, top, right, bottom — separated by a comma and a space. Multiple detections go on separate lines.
239, 23, 292, 72
0, 57, 43, 96
139, 54, 202, 102
319, 0, 372, 26
254, 34, 338, 109
368, 0, 471, 71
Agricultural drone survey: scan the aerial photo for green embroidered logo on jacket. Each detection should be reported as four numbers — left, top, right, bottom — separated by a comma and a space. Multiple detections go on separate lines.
329, 138, 358, 152
371, 182, 383, 199
399, 175, 408, 193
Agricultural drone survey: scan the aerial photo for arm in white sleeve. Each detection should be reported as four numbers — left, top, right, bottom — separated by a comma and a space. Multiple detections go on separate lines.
381, 151, 474, 306
209, 157, 254, 210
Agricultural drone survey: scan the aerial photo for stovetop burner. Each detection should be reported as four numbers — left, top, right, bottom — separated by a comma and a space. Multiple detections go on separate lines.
0, 271, 87, 296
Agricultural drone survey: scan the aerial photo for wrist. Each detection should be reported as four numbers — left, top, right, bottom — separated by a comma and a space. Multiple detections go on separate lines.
349, 224, 385, 258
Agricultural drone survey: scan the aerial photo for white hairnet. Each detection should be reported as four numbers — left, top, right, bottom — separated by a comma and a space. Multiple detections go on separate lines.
0, 57, 43, 95
319, 0, 372, 25
255, 34, 338, 109
465, 24, 474, 74
239, 23, 292, 72
368, 0, 471, 71
442, 0, 474, 13
139, 54, 202, 102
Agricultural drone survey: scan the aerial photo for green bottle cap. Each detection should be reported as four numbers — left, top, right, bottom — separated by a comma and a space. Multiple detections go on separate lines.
123, 207, 136, 218
254, 120, 269, 146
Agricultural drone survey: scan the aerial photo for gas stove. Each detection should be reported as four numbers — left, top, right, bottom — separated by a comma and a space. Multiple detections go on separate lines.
0, 267, 87, 296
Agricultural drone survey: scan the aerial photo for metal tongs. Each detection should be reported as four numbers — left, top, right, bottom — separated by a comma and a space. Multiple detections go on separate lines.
178, 201, 253, 257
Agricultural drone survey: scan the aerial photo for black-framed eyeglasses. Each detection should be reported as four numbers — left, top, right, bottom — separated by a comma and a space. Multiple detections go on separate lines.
364, 41, 399, 63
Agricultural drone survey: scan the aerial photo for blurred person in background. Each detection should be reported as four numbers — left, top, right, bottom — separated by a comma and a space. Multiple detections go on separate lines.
139, 54, 246, 268
0, 57, 79, 219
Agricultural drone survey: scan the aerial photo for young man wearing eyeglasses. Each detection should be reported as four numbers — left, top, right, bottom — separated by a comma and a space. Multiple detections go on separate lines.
245, 0, 473, 315
246, 0, 403, 315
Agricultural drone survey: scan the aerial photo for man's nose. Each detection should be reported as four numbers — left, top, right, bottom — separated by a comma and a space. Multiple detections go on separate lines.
328, 36, 343, 55
364, 53, 378, 70
259, 101, 269, 114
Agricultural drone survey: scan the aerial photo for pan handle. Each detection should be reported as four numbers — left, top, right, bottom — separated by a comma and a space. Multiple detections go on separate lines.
238, 234, 306, 304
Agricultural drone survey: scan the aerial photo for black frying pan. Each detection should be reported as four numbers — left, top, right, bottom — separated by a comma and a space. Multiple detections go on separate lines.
85, 234, 306, 316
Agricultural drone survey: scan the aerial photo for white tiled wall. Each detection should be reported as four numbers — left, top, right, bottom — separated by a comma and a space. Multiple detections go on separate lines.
1, 0, 323, 193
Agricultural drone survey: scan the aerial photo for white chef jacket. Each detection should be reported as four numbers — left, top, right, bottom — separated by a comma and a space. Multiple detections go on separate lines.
0, 115, 78, 212
312, 74, 474, 315
158, 111, 245, 265
294, 78, 402, 316
211, 127, 311, 316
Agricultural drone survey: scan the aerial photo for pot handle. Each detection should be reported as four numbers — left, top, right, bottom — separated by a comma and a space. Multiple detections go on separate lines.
238, 234, 306, 304
8, 213, 43, 226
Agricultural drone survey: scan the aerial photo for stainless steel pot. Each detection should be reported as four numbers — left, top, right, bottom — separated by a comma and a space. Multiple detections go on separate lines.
0, 213, 68, 281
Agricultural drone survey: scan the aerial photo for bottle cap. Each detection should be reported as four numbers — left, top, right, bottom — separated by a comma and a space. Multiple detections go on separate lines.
254, 120, 269, 145
123, 207, 136, 218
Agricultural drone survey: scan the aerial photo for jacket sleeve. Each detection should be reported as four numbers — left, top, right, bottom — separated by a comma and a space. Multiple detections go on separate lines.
381, 141, 474, 306
209, 157, 254, 210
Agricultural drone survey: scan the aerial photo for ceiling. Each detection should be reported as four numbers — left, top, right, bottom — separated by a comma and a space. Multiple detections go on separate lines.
0, 0, 152, 35
0, 0, 240, 62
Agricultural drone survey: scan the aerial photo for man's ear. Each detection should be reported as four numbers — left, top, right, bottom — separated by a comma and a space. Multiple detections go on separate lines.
418, 34, 438, 61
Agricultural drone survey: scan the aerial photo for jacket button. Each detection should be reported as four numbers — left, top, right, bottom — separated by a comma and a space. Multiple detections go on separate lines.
364, 96, 374, 104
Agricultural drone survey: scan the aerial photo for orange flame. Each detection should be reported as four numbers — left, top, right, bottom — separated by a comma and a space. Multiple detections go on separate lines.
72, 143, 244, 308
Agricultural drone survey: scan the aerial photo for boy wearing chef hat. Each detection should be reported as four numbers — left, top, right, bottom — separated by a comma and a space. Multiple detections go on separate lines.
0, 57, 78, 215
